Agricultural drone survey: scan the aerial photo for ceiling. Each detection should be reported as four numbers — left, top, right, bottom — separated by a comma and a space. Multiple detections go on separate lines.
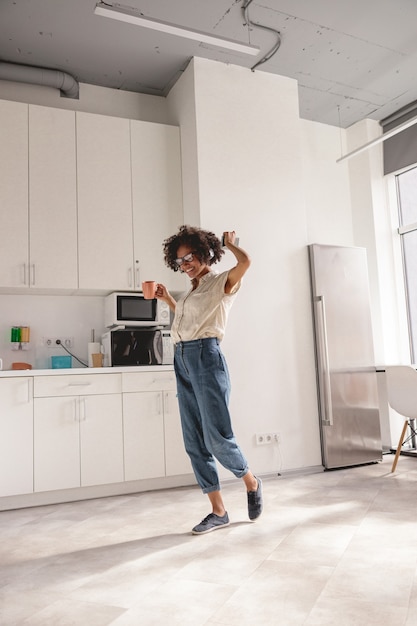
1, 0, 417, 128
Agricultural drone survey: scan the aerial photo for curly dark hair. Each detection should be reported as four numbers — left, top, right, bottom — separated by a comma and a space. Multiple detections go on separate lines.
163, 225, 224, 272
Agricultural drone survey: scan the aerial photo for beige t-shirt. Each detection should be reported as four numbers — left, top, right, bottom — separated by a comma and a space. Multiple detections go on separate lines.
171, 269, 240, 344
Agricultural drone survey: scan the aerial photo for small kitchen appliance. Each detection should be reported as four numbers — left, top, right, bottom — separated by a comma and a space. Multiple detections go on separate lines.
104, 291, 170, 328
102, 328, 173, 366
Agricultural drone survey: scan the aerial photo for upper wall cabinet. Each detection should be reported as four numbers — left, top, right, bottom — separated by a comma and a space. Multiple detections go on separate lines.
78, 114, 186, 293
29, 105, 78, 289
0, 101, 78, 290
76, 112, 135, 291
0, 100, 29, 288
130, 120, 186, 292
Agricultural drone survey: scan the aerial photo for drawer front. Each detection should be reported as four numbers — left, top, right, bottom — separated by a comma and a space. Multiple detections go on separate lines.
122, 371, 176, 393
34, 374, 122, 397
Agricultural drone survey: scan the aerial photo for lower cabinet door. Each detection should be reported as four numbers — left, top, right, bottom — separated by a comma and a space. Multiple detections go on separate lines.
34, 396, 80, 492
163, 390, 193, 477
123, 391, 165, 481
34, 393, 124, 492
0, 377, 33, 497
80, 394, 124, 486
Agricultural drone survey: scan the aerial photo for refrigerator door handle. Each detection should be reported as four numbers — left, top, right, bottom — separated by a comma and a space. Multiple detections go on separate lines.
316, 295, 333, 426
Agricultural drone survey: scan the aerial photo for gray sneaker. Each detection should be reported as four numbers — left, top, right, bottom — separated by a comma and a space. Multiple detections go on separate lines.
191, 512, 230, 535
248, 476, 263, 520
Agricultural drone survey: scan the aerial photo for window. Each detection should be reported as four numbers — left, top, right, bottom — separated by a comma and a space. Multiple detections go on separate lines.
396, 166, 417, 362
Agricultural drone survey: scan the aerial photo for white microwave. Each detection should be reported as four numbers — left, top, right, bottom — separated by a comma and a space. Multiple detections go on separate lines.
104, 292, 170, 328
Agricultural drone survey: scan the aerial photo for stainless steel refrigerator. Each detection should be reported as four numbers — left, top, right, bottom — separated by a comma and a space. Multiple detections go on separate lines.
308, 244, 382, 469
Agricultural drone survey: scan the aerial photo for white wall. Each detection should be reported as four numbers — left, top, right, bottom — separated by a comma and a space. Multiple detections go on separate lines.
300, 119, 353, 246
0, 294, 105, 371
166, 63, 201, 225
168, 58, 324, 474
344, 119, 409, 368
344, 120, 412, 449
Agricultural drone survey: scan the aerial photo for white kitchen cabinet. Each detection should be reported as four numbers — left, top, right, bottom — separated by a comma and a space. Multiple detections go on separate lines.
77, 113, 185, 292
163, 388, 192, 476
76, 112, 134, 291
123, 391, 165, 480
0, 101, 78, 290
122, 371, 192, 480
28, 105, 78, 289
0, 377, 33, 497
34, 374, 124, 492
34, 395, 80, 491
130, 120, 186, 292
0, 100, 29, 288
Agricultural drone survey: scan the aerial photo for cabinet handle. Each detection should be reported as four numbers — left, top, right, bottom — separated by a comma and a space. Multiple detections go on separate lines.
73, 398, 78, 421
27, 379, 31, 403
67, 382, 91, 387
128, 267, 133, 288
31, 264, 36, 286
80, 397, 86, 421
164, 391, 169, 413
157, 393, 162, 415
135, 265, 140, 289
22, 263, 27, 286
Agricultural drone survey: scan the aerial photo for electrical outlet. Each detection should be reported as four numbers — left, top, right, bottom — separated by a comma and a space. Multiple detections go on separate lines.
256, 432, 280, 445
43, 337, 73, 349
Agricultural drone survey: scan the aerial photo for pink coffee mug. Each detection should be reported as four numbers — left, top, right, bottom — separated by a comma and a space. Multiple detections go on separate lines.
142, 281, 156, 299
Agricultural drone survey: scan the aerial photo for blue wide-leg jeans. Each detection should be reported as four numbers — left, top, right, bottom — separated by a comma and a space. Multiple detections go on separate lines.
174, 337, 249, 494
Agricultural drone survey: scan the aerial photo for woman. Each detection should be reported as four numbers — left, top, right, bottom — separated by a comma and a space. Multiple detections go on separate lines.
155, 225, 262, 534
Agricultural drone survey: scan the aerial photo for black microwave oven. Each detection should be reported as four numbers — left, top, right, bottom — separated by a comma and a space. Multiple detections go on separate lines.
102, 329, 174, 366
104, 291, 170, 328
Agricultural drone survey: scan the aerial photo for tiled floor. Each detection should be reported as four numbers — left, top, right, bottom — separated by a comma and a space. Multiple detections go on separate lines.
1, 455, 417, 625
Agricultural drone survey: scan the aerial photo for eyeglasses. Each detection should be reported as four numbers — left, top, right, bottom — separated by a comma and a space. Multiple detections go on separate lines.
175, 252, 195, 266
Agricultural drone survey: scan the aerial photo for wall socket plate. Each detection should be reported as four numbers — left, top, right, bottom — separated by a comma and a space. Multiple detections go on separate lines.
256, 433, 280, 445
43, 337, 73, 349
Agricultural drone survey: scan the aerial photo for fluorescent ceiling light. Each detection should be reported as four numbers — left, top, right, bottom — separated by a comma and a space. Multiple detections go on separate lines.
94, 2, 260, 56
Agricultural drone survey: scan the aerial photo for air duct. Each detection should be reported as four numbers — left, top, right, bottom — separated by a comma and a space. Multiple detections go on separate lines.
0, 62, 79, 99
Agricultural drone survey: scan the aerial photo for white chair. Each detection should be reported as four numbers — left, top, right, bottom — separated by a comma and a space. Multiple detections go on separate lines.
385, 365, 417, 472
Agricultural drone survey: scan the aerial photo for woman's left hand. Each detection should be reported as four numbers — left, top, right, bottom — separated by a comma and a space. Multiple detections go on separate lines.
223, 231, 237, 247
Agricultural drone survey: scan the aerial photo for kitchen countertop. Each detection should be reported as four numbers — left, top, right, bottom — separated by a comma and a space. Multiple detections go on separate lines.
0, 365, 174, 378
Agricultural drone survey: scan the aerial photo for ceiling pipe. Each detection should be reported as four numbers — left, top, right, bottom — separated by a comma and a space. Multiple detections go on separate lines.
0, 61, 79, 99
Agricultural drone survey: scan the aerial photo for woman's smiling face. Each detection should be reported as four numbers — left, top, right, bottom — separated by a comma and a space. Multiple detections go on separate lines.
176, 245, 209, 281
